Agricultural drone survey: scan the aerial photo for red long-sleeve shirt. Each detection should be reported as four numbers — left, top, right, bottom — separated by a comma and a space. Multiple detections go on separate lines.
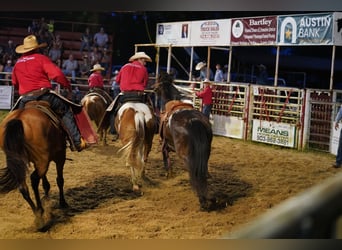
88, 71, 104, 88
12, 52, 71, 95
116, 61, 148, 91
195, 86, 213, 105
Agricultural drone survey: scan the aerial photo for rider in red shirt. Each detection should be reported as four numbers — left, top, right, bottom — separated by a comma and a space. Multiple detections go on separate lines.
88, 63, 105, 89
98, 51, 153, 136
87, 63, 113, 104
116, 51, 151, 92
12, 35, 87, 152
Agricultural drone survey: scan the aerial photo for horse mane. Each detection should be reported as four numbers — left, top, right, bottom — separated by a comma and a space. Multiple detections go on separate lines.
157, 72, 186, 102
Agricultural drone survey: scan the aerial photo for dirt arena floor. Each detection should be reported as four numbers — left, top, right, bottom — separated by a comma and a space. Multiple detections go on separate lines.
0, 134, 339, 239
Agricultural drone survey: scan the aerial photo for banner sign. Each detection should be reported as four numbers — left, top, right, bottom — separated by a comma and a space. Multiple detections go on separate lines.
252, 119, 296, 148
231, 16, 277, 45
277, 13, 333, 45
156, 22, 192, 46
189, 19, 231, 46
156, 19, 231, 47
212, 114, 244, 139
333, 12, 342, 45
0, 85, 13, 110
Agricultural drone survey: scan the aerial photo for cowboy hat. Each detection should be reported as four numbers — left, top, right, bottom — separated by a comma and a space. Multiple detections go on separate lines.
15, 35, 47, 54
202, 78, 212, 84
90, 64, 105, 72
129, 51, 152, 62
195, 61, 206, 70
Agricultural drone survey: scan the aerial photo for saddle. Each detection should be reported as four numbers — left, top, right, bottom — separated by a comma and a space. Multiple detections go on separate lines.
88, 88, 113, 105
159, 100, 194, 138
98, 91, 154, 133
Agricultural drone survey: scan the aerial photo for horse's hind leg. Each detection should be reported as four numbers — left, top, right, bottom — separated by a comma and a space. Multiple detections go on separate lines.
162, 143, 172, 177
30, 170, 44, 215
55, 155, 68, 208
42, 176, 50, 196
18, 182, 37, 214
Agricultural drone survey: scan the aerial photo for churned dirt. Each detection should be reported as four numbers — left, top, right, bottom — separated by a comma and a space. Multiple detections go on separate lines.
0, 134, 338, 239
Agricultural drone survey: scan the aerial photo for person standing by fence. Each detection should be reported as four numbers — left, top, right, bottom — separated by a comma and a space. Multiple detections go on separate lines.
195, 78, 213, 119
333, 105, 342, 168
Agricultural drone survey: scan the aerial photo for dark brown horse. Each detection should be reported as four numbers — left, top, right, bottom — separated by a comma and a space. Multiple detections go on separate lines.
0, 101, 68, 231
114, 100, 157, 192
81, 92, 113, 145
154, 72, 215, 211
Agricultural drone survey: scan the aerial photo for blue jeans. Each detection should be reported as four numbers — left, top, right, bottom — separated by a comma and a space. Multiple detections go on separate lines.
336, 129, 342, 165
202, 104, 212, 119
19, 93, 82, 147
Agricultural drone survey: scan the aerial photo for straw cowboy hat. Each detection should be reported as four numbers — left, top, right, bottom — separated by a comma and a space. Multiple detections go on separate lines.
90, 64, 105, 72
15, 35, 47, 54
129, 51, 152, 62
195, 61, 206, 70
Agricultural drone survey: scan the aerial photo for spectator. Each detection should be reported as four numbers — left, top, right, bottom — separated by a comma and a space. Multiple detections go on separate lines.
89, 46, 103, 66
0, 60, 5, 83
110, 70, 120, 99
48, 42, 62, 64
195, 78, 213, 119
79, 55, 92, 78
3, 59, 13, 85
256, 64, 268, 85
100, 48, 111, 76
93, 27, 109, 51
333, 105, 342, 168
62, 54, 78, 83
214, 63, 224, 82
195, 61, 213, 81
4, 40, 16, 59
80, 27, 93, 52
47, 19, 55, 41
28, 19, 39, 36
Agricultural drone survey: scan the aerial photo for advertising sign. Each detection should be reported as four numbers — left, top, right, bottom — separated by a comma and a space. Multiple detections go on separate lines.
333, 12, 342, 45
277, 13, 333, 45
190, 19, 231, 46
156, 22, 191, 46
0, 85, 13, 110
252, 119, 296, 148
231, 16, 277, 45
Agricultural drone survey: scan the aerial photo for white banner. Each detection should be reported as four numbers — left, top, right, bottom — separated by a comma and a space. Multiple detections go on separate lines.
156, 22, 191, 46
212, 114, 244, 139
156, 19, 231, 47
252, 119, 296, 148
330, 123, 341, 155
0, 85, 13, 110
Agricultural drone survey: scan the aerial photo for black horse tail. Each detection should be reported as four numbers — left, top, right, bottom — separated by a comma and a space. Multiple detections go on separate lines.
186, 118, 213, 207
0, 119, 28, 193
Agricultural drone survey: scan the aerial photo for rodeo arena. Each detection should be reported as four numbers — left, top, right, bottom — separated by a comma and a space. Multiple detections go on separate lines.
2, 12, 342, 239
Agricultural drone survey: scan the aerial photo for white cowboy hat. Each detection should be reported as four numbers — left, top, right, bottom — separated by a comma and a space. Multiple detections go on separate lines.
15, 35, 47, 54
195, 61, 206, 70
129, 51, 152, 62
90, 64, 105, 72
202, 78, 212, 84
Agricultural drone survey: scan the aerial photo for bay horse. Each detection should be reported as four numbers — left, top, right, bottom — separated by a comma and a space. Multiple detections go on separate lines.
81, 90, 113, 145
111, 94, 157, 192
0, 101, 68, 231
154, 72, 215, 211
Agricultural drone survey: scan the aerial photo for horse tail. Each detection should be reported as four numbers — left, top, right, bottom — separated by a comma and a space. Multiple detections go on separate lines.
118, 111, 145, 169
186, 118, 213, 204
0, 119, 29, 193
